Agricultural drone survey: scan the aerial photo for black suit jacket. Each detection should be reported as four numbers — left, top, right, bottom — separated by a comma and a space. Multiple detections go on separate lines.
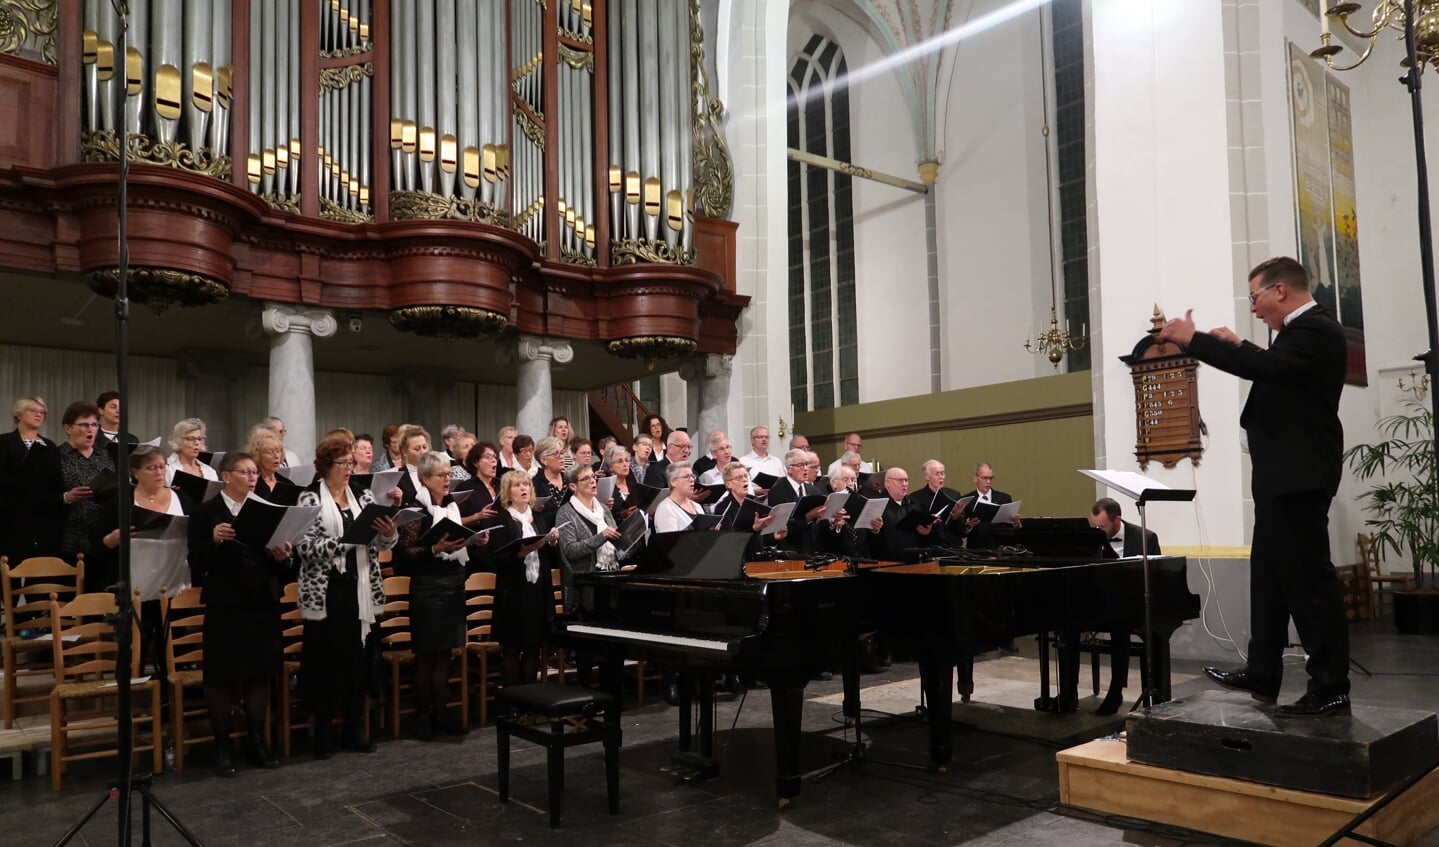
763, 476, 818, 553
1104, 520, 1161, 558
1186, 305, 1346, 500
0, 430, 62, 561
691, 455, 717, 480
959, 489, 1013, 550
188, 495, 289, 608
643, 457, 672, 489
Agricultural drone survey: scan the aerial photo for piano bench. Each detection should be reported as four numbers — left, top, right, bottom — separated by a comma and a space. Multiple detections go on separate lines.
494, 684, 621, 829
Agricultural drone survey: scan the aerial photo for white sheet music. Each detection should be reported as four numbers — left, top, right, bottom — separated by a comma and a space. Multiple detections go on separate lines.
992, 500, 1023, 525
596, 475, 617, 502
820, 491, 850, 521
1079, 469, 1172, 501
855, 496, 888, 527
366, 468, 404, 502
268, 505, 322, 548
762, 502, 796, 535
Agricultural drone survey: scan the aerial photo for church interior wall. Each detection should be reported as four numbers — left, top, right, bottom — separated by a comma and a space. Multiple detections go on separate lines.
932, 5, 1051, 392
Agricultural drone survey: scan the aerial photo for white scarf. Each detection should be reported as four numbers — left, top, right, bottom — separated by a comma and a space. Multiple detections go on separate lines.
508, 505, 541, 583
571, 496, 617, 571
408, 466, 433, 508
428, 500, 469, 566
319, 482, 379, 641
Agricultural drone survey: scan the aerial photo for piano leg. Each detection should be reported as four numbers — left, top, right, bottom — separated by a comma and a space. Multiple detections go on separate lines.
769, 683, 805, 803
671, 671, 721, 779
840, 635, 861, 722
916, 646, 953, 768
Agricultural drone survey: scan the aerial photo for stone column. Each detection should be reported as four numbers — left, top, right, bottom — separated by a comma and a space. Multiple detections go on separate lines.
261, 303, 337, 461
179, 350, 249, 451
678, 358, 705, 435
696, 354, 734, 440
514, 335, 573, 440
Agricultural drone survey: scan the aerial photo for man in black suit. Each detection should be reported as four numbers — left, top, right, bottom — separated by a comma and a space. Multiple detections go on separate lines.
643, 429, 691, 489
1160, 256, 1349, 717
1083, 497, 1162, 715
959, 462, 1014, 550
764, 448, 824, 553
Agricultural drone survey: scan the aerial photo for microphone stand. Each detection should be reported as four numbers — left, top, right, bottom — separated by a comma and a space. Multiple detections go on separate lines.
54, 4, 201, 845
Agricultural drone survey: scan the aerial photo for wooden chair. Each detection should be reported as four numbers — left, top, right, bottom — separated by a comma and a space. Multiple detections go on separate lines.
379, 575, 415, 738
275, 581, 311, 757
160, 586, 209, 772
1358, 533, 1416, 618
48, 591, 163, 791
464, 572, 502, 725
2, 555, 84, 728
541, 568, 568, 683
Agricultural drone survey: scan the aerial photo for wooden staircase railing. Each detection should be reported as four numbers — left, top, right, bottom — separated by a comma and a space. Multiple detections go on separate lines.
588, 384, 652, 447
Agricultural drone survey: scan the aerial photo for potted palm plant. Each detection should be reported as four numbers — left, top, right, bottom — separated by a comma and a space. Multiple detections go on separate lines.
1344, 381, 1439, 634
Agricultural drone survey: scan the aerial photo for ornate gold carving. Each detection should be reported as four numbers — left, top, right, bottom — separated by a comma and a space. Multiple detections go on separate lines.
319, 62, 374, 93
690, 0, 733, 219
606, 335, 698, 363
559, 246, 597, 267
558, 27, 593, 46
319, 197, 372, 224
390, 305, 508, 339
515, 109, 545, 147
319, 43, 371, 59
389, 190, 510, 226
611, 237, 694, 266
0, 0, 58, 64
258, 192, 302, 213
82, 129, 232, 179
89, 266, 229, 311
557, 43, 594, 72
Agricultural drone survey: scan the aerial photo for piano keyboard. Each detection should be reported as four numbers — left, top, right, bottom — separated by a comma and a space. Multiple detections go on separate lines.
565, 623, 733, 653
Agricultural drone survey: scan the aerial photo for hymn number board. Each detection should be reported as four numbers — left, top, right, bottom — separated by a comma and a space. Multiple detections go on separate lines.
1119, 309, 1204, 470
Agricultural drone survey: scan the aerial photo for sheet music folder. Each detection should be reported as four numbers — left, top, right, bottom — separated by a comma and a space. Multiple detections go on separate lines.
630, 530, 752, 580
1079, 469, 1195, 504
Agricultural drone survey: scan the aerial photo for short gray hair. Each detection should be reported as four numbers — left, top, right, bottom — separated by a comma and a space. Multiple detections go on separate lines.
417, 450, 452, 479
168, 417, 206, 453
665, 460, 693, 484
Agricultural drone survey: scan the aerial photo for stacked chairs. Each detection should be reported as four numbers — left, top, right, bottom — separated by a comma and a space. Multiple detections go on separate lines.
275, 582, 312, 757
378, 576, 415, 738
1, 555, 84, 728
48, 590, 162, 791
463, 572, 502, 725
160, 587, 212, 772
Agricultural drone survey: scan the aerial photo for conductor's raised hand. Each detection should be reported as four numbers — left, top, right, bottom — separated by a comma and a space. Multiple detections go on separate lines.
1208, 326, 1241, 345
1157, 309, 1196, 347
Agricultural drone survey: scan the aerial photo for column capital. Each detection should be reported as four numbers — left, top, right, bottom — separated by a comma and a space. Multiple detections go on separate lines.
516, 335, 575, 365
704, 353, 734, 379
261, 302, 338, 339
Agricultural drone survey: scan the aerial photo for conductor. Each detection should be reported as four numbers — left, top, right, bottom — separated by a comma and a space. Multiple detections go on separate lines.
1158, 256, 1350, 717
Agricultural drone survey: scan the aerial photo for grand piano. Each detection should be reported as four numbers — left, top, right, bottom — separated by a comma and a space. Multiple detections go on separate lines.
868, 520, 1200, 767
558, 531, 863, 805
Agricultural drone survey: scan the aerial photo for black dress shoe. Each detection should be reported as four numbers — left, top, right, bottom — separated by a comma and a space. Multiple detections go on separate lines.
1275, 691, 1351, 718
343, 734, 378, 754
247, 733, 281, 769
1203, 667, 1280, 704
1095, 689, 1124, 717
214, 745, 237, 778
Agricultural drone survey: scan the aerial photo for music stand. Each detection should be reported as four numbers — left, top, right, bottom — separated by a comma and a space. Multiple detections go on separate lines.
1080, 470, 1196, 710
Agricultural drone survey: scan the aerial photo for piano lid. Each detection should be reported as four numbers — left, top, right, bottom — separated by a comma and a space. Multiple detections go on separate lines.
631, 530, 753, 580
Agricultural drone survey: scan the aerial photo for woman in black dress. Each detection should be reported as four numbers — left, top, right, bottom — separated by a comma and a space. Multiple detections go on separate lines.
393, 424, 431, 507
530, 436, 568, 509
294, 430, 397, 757
188, 451, 292, 775
455, 440, 502, 535
55, 401, 115, 590
0, 396, 59, 563
493, 470, 559, 686
392, 451, 488, 739
246, 428, 292, 502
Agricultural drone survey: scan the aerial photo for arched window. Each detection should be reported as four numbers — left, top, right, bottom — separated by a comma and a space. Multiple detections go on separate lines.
788, 35, 858, 412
